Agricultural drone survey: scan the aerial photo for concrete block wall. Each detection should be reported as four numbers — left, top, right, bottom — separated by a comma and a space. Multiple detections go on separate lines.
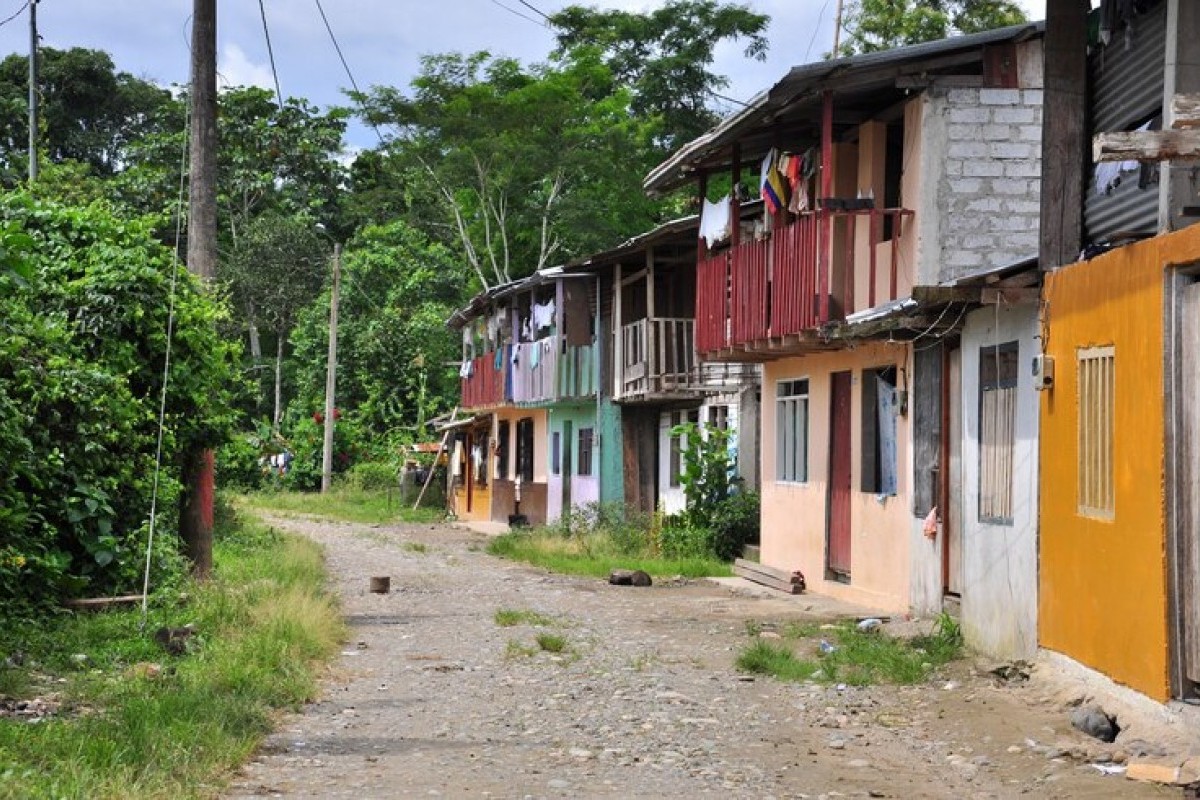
934, 86, 1043, 280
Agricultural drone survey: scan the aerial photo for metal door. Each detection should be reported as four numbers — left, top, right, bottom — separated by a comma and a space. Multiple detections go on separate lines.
827, 371, 853, 577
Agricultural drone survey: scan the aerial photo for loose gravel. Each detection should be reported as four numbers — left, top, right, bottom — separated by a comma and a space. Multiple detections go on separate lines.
225, 516, 1176, 799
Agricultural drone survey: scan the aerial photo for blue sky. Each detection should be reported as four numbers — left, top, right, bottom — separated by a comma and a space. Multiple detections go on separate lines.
0, 0, 1046, 149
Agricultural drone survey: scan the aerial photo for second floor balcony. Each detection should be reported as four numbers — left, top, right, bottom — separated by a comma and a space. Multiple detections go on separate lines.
615, 317, 701, 402
506, 334, 597, 406
460, 348, 510, 410
695, 206, 913, 359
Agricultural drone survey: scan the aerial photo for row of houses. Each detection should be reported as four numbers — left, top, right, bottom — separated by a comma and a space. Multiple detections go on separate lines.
444, 0, 1200, 709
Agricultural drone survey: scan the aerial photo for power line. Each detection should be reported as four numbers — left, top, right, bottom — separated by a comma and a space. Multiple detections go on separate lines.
0, 1, 29, 30
487, 0, 546, 28
805, 0, 832, 63
257, 0, 285, 109
312, 0, 386, 144
515, 0, 550, 23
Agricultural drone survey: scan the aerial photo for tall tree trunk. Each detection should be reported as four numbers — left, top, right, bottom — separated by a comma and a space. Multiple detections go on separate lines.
273, 329, 284, 432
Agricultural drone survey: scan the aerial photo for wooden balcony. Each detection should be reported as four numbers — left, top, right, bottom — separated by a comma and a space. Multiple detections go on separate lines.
460, 348, 509, 410
509, 334, 598, 405
615, 317, 700, 401
695, 207, 913, 358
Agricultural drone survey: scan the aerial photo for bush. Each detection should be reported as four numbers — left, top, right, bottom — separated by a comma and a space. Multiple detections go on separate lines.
0, 194, 240, 608
340, 461, 398, 491
709, 491, 761, 561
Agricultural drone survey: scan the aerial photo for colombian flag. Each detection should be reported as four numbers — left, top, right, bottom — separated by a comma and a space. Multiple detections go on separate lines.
761, 148, 788, 214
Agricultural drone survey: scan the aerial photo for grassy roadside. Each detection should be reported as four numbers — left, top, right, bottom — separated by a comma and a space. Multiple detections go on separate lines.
0, 510, 344, 799
235, 488, 444, 525
487, 527, 732, 579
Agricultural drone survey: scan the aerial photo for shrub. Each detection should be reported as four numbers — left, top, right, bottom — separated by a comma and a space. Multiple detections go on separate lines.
709, 491, 761, 561
340, 461, 398, 491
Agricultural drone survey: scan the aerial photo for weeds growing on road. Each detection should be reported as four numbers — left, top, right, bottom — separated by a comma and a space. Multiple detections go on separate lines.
535, 633, 568, 653
403, 541, 430, 554
0, 506, 343, 799
487, 503, 731, 579
235, 488, 443, 525
736, 614, 963, 686
494, 608, 555, 627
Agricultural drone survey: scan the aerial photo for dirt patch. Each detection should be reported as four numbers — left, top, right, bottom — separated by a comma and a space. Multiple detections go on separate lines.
226, 517, 1185, 798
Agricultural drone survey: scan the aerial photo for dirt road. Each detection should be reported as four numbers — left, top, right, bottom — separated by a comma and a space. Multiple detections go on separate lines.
226, 516, 1181, 799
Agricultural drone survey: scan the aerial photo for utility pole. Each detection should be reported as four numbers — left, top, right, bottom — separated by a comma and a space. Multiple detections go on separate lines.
27, 0, 37, 182
181, 0, 218, 579
832, 0, 845, 56
321, 242, 342, 493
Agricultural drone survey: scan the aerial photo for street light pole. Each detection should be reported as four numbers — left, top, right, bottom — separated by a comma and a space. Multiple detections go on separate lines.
321, 242, 342, 493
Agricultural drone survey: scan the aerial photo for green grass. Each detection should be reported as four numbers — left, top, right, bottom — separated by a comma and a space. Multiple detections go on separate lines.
493, 608, 555, 627
486, 529, 731, 579
736, 616, 963, 686
534, 633, 568, 653
0, 514, 344, 799
233, 488, 444, 525
402, 542, 429, 554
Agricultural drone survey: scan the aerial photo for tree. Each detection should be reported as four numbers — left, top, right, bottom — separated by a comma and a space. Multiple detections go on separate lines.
355, 52, 662, 288
225, 212, 329, 429
286, 220, 465, 446
0, 47, 171, 179
834, 0, 1028, 57
548, 1, 769, 152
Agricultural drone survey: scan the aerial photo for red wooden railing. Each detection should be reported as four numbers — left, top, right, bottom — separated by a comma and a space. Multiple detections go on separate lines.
693, 208, 912, 357
460, 348, 509, 409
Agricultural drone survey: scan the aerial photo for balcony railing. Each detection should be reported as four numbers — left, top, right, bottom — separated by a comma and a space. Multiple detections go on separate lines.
616, 317, 699, 399
511, 337, 559, 404
695, 207, 912, 355
460, 348, 509, 410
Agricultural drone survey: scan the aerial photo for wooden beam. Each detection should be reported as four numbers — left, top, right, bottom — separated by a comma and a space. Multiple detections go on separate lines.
1172, 93, 1200, 129
620, 268, 647, 287
1039, 0, 1088, 271
895, 75, 984, 90
1093, 130, 1200, 162
911, 286, 980, 304
981, 287, 1040, 304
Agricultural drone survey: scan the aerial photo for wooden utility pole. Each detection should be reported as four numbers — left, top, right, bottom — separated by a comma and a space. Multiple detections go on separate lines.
832, 0, 845, 56
181, 0, 218, 579
321, 242, 342, 493
27, 0, 37, 182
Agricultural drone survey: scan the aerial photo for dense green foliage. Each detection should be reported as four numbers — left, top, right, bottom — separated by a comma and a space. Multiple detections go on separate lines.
834, 0, 1027, 56
0, 195, 240, 606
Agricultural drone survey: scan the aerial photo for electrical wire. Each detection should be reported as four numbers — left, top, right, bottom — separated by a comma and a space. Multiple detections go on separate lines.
140, 77, 192, 629
515, 0, 550, 23
804, 0, 832, 63
0, 1, 29, 30
257, 0, 286, 109
487, 0, 546, 27
312, 0, 386, 144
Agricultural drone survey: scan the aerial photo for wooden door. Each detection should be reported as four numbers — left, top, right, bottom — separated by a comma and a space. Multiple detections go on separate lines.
1180, 283, 1200, 687
946, 347, 964, 596
827, 371, 853, 577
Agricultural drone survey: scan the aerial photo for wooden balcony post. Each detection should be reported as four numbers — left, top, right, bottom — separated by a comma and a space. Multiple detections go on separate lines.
818, 90, 834, 323
646, 245, 656, 387
613, 262, 622, 399
731, 141, 741, 246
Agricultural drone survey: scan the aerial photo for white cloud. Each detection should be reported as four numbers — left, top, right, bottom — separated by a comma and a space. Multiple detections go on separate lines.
217, 43, 274, 91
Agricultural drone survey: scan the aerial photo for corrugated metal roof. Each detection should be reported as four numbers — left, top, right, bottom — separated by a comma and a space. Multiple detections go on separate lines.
644, 21, 1045, 195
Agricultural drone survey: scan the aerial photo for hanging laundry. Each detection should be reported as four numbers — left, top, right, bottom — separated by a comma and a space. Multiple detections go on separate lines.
458, 359, 474, 378
698, 195, 732, 248
760, 147, 788, 214
532, 300, 556, 332
1093, 121, 1150, 195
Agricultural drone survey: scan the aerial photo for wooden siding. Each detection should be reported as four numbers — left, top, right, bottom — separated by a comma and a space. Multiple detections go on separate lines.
460, 349, 508, 410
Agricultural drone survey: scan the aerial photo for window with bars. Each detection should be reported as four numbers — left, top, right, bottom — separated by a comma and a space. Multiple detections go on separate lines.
577, 428, 594, 477
1077, 346, 1115, 518
516, 417, 534, 482
776, 378, 809, 483
979, 342, 1019, 524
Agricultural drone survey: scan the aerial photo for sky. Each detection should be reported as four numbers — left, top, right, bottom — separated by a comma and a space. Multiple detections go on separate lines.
0, 0, 1047, 149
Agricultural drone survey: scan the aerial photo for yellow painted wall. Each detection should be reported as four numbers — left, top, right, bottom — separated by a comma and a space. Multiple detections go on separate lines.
1040, 224, 1200, 701
761, 342, 913, 612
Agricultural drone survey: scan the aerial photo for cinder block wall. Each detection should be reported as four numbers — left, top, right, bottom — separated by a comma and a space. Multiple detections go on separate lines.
933, 86, 1044, 280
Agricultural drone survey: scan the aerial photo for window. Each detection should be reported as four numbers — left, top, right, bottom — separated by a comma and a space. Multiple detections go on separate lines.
707, 404, 730, 430
551, 431, 561, 476
979, 342, 1019, 523
515, 417, 535, 482
668, 410, 699, 487
1078, 346, 1115, 518
776, 379, 809, 483
577, 428, 594, 477
496, 420, 510, 480
861, 367, 898, 494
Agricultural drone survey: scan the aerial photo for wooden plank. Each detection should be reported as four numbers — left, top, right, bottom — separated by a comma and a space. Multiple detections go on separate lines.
981, 287, 1040, 304
733, 560, 805, 594
1171, 93, 1200, 130
64, 595, 145, 610
1039, 0, 1087, 270
733, 558, 805, 584
1093, 130, 1200, 163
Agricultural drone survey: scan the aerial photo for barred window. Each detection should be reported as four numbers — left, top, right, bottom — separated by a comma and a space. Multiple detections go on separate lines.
979, 342, 1018, 523
1077, 346, 1115, 518
577, 428, 594, 477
